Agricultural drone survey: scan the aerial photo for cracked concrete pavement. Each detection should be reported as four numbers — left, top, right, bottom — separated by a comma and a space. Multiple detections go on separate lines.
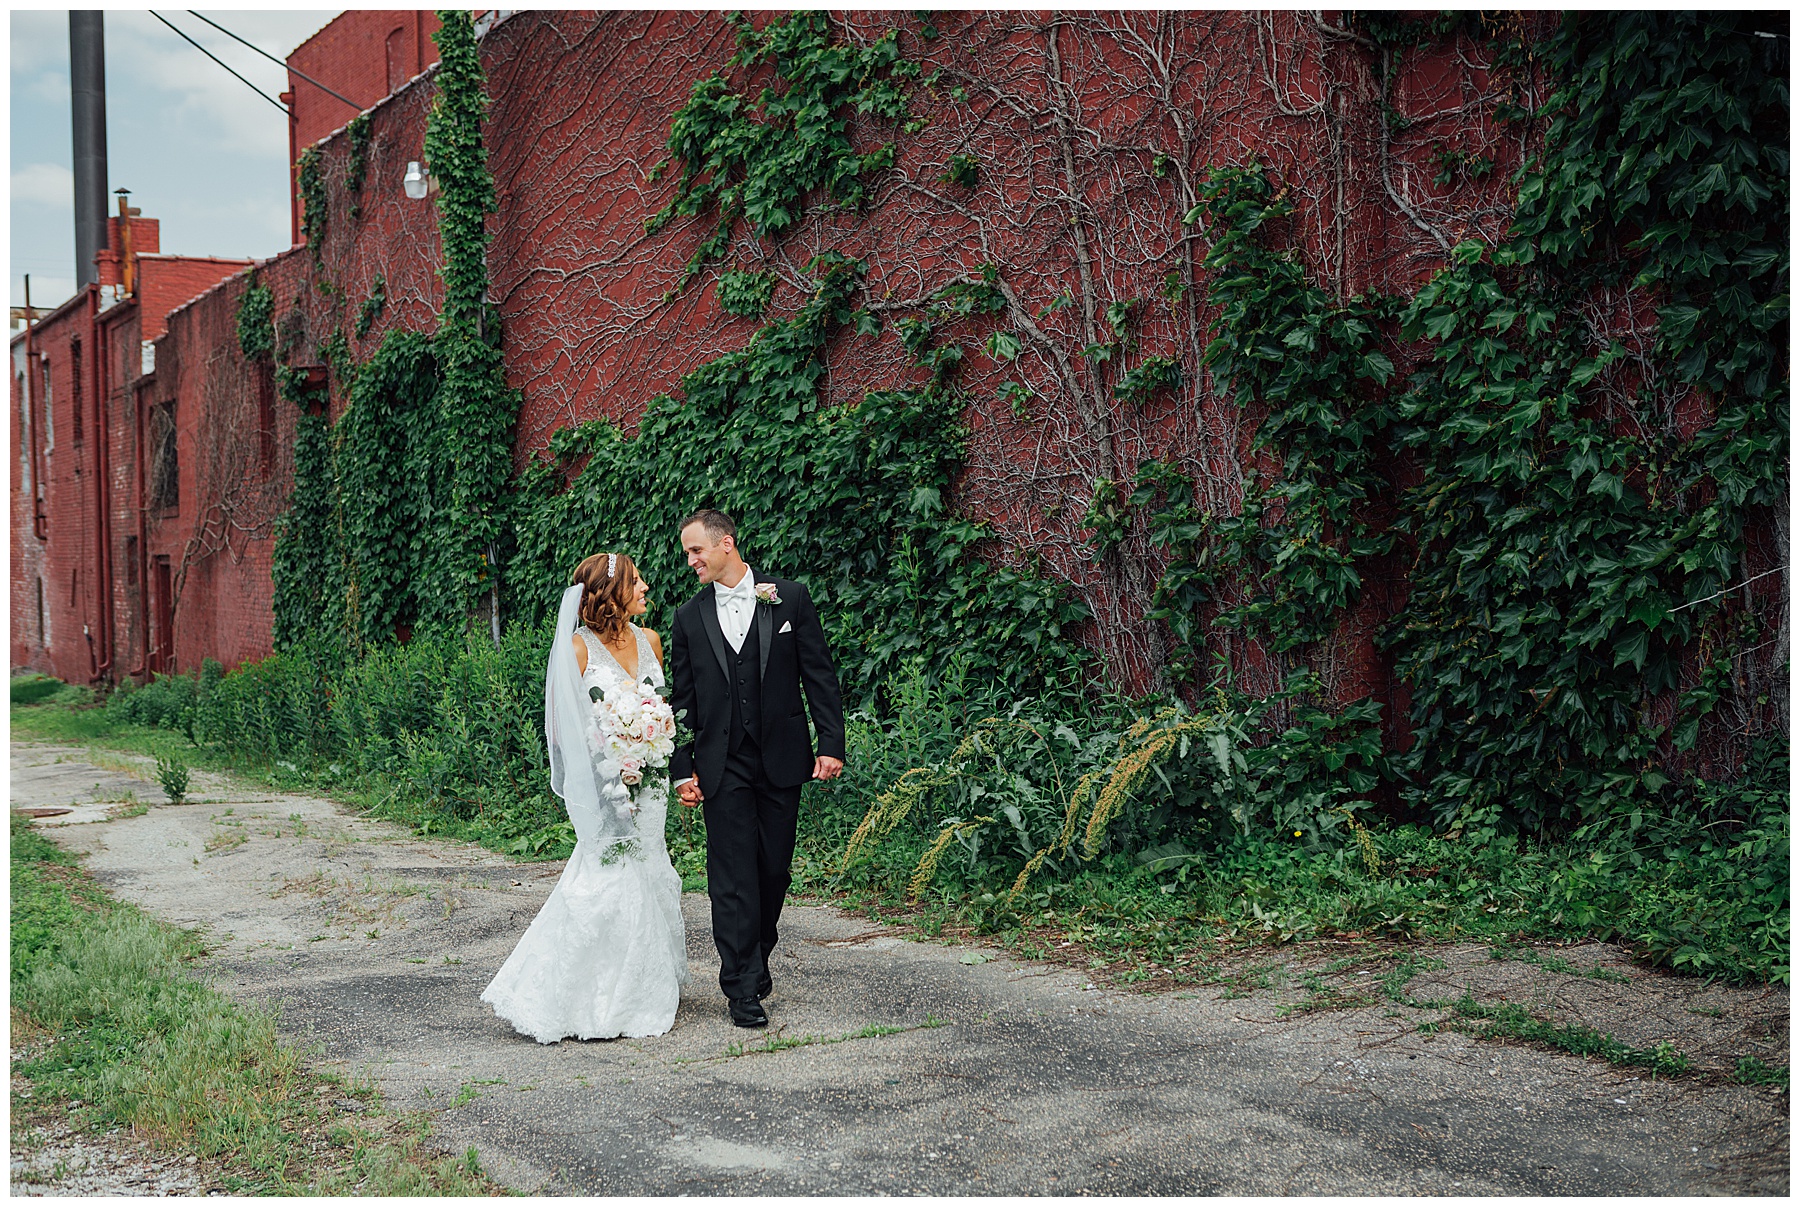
12, 740, 1788, 1195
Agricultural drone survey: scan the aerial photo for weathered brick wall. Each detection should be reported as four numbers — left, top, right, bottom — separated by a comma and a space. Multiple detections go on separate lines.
13, 10, 1550, 700
288, 10, 442, 150
12, 292, 111, 685
10, 251, 255, 683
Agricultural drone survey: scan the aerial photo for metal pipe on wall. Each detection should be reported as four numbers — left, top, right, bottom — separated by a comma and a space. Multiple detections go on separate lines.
92, 292, 116, 683
69, 12, 109, 290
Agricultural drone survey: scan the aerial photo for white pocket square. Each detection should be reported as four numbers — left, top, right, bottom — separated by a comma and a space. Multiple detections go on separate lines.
778, 621, 793, 634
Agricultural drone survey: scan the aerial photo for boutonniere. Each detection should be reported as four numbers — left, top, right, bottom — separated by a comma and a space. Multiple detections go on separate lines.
754, 582, 781, 606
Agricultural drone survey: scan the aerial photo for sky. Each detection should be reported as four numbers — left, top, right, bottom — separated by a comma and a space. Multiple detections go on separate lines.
11, 9, 341, 314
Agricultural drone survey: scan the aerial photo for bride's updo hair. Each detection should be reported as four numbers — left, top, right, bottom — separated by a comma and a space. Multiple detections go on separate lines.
572, 552, 639, 642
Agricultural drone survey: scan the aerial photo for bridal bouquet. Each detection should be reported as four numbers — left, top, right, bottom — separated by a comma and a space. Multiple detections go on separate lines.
587, 679, 678, 795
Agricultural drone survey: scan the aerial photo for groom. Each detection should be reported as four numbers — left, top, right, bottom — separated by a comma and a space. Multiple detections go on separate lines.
669, 509, 846, 1028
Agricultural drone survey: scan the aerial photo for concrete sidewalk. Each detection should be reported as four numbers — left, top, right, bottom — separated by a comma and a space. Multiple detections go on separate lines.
12, 741, 1789, 1195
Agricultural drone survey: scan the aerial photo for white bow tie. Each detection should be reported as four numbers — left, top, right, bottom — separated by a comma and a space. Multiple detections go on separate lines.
715, 578, 754, 603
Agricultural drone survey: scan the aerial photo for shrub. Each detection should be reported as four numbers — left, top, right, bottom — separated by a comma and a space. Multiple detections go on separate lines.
11, 675, 67, 706
155, 756, 190, 804
107, 672, 201, 736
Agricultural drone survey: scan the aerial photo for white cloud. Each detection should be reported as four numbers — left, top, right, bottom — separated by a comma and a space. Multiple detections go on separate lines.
11, 10, 346, 308
12, 163, 73, 209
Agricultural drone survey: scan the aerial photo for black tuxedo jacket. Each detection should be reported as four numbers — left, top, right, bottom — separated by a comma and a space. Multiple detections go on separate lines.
669, 574, 847, 799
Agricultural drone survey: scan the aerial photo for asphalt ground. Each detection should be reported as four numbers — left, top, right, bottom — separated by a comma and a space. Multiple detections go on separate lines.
12, 740, 1789, 1195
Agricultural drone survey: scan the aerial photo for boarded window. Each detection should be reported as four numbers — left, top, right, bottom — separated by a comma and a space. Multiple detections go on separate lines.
150, 399, 179, 513
386, 26, 408, 92
257, 363, 276, 474
151, 556, 173, 674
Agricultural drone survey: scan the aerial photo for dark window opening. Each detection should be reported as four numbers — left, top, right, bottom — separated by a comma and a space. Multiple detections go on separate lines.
151, 556, 174, 675
71, 338, 83, 442
150, 400, 179, 513
41, 356, 53, 449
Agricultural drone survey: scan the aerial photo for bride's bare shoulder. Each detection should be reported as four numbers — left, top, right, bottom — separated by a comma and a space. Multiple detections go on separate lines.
570, 629, 589, 674
641, 626, 664, 667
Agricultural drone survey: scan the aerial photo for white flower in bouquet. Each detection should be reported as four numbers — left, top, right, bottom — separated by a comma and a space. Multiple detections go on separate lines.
588, 678, 678, 793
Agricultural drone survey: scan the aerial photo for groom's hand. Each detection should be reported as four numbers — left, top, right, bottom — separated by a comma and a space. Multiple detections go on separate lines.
676, 777, 704, 808
812, 756, 844, 782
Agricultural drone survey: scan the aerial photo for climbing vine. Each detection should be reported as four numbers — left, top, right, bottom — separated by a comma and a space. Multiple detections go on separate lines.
423, 8, 516, 628
259, 11, 1780, 850
273, 11, 515, 650
297, 146, 327, 257
344, 112, 373, 220
1383, 12, 1786, 835
235, 274, 274, 361
1123, 12, 1786, 837
508, 10, 1091, 706
645, 10, 918, 290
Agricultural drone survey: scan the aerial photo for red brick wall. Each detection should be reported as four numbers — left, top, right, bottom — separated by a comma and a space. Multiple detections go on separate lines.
14, 10, 1545, 700
138, 258, 252, 343
49, 9, 1765, 746
289, 10, 442, 150
10, 243, 257, 683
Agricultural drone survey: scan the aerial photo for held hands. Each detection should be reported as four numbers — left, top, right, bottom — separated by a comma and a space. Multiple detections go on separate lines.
677, 759, 842, 804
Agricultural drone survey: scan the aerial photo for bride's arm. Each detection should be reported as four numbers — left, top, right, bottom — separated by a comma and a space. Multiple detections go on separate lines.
570, 632, 588, 675
644, 628, 664, 668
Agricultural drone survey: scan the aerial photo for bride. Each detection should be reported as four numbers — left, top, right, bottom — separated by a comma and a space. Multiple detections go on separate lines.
481, 552, 689, 1042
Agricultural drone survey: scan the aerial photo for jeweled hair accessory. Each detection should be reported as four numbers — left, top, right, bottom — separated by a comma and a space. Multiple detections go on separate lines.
607, 553, 617, 578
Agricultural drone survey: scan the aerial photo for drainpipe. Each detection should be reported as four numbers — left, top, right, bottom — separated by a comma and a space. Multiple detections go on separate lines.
282, 89, 300, 246
23, 274, 48, 540
90, 284, 116, 685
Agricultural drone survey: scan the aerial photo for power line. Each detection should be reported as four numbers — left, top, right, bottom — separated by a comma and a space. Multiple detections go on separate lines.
184, 11, 366, 115
146, 11, 285, 114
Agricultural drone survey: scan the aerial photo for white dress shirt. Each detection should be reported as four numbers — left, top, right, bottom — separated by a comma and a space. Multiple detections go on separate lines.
714, 566, 757, 653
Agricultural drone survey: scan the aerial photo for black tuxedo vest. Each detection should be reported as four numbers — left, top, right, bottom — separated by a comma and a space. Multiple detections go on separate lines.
727, 608, 763, 753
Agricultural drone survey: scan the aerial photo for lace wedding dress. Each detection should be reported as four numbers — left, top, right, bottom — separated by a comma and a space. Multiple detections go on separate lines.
481, 623, 690, 1042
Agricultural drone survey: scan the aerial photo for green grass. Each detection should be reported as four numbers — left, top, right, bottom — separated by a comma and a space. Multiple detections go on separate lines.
12, 673, 83, 706
16, 666, 1788, 993
1430, 991, 1693, 1077
722, 1017, 944, 1059
9, 815, 505, 1195
803, 817, 1789, 987
1730, 1056, 1789, 1090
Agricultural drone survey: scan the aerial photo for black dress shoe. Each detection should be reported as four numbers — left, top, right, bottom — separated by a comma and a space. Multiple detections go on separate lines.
728, 997, 768, 1028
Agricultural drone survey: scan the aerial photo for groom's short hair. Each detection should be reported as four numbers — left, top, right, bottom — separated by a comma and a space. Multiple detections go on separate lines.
680, 508, 737, 544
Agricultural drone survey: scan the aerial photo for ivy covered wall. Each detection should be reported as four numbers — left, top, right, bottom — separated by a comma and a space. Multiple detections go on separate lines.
178, 10, 1779, 837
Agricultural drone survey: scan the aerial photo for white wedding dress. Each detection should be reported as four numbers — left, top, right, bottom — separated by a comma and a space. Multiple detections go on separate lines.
481, 623, 690, 1042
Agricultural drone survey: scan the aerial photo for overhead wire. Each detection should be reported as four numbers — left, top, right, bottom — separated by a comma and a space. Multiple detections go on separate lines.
184, 10, 366, 114
145, 11, 285, 113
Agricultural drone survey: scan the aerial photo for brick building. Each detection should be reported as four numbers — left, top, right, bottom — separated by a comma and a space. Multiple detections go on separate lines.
11, 10, 443, 683
282, 11, 444, 244
12, 8, 1778, 759
10, 209, 250, 681
7, 9, 1555, 692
